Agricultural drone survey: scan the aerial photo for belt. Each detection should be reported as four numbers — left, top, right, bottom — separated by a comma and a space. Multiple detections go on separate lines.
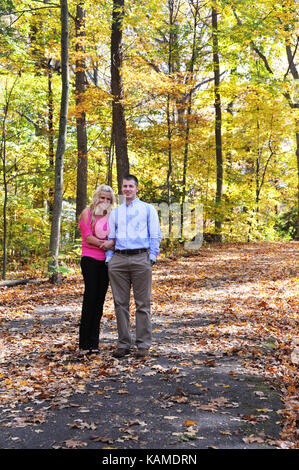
115, 249, 148, 255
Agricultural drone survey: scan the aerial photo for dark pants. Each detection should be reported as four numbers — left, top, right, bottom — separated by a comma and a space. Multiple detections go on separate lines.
79, 256, 109, 350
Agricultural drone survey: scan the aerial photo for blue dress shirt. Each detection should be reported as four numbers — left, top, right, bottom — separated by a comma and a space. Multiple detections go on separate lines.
106, 197, 161, 262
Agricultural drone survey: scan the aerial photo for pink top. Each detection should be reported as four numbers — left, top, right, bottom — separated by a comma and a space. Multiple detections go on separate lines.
79, 210, 110, 261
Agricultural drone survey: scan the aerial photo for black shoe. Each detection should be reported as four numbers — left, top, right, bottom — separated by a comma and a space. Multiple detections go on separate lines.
88, 349, 100, 355
135, 348, 149, 358
112, 348, 130, 358
78, 349, 90, 357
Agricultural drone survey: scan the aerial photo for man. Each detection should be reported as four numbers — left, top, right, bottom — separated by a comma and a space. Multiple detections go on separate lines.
106, 175, 161, 359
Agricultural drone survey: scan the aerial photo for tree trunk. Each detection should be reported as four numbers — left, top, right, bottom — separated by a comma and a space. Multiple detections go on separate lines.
255, 112, 261, 221
212, 4, 223, 240
296, 128, 299, 239
75, 4, 88, 237
47, 64, 54, 218
1, 124, 8, 281
285, 38, 299, 238
0, 79, 18, 280
111, 0, 129, 194
48, 0, 69, 282
182, 1, 199, 204
107, 129, 114, 187
166, 0, 179, 208
166, 94, 172, 206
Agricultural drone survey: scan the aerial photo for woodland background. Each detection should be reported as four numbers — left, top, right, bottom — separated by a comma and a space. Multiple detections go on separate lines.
0, 0, 298, 279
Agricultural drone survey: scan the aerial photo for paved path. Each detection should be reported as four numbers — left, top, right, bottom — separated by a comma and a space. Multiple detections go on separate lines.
0, 305, 283, 454
1, 243, 297, 463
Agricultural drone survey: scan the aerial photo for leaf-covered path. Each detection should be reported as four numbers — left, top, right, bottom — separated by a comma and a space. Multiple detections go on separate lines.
0, 242, 298, 451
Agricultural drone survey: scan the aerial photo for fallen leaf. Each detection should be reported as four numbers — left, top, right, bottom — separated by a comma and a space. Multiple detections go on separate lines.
184, 420, 197, 426
64, 439, 87, 448
90, 436, 114, 444
243, 435, 264, 444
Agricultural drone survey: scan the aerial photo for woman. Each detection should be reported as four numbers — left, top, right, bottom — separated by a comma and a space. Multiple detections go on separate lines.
78, 184, 115, 356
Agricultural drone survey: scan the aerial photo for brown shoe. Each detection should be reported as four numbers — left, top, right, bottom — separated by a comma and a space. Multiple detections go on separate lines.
135, 348, 149, 358
112, 348, 130, 358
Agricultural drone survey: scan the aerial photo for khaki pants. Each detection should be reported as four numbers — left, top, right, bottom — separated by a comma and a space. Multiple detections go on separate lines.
108, 252, 152, 349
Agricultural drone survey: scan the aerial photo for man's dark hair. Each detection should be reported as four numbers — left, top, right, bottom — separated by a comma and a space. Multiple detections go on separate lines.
122, 174, 139, 186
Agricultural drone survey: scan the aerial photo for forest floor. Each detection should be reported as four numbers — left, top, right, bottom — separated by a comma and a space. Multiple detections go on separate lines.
0, 241, 298, 460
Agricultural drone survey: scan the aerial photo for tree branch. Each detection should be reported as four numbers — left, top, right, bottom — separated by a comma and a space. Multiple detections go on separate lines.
0, 5, 60, 17
232, 8, 274, 74
285, 38, 299, 80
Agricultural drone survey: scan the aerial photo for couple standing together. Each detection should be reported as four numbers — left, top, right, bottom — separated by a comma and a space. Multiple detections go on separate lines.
78, 174, 161, 359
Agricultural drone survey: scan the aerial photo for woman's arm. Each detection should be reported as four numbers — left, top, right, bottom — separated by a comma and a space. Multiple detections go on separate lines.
80, 208, 102, 248
99, 239, 115, 250
86, 234, 104, 247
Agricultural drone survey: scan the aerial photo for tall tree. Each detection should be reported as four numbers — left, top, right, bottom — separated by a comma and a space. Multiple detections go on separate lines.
284, 26, 299, 239
75, 3, 88, 236
111, 0, 129, 193
48, 0, 69, 281
212, 2, 223, 239
47, 60, 55, 217
0, 78, 18, 280
182, 0, 201, 204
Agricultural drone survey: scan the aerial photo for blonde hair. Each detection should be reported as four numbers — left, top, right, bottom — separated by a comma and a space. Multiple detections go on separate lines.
89, 184, 115, 229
